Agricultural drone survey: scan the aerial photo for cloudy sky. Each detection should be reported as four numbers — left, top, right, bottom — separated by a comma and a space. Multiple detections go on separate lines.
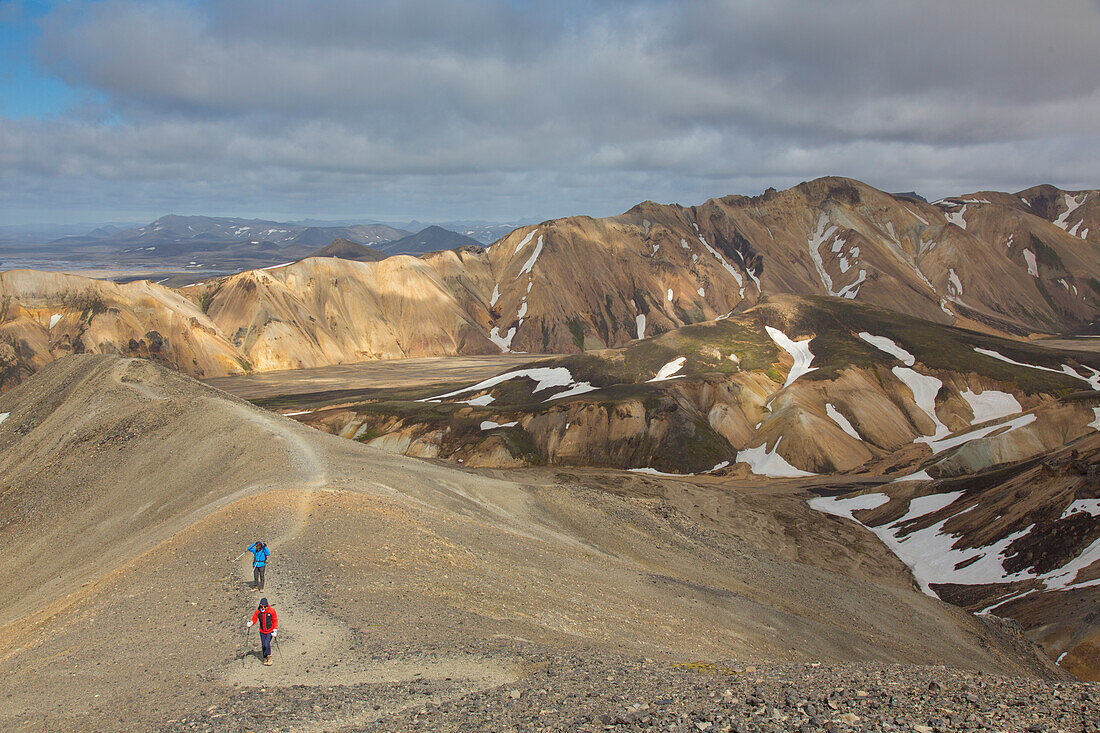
2, 0, 1099, 226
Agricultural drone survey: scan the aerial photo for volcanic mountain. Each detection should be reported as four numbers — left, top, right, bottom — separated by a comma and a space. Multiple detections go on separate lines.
377, 225, 483, 255
0, 354, 1063, 729
307, 237, 387, 262
3, 177, 1100, 388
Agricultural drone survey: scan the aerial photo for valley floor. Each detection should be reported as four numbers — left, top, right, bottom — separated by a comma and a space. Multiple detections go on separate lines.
202, 353, 546, 399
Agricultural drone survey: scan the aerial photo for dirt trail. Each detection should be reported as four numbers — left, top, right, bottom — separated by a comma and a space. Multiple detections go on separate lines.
219, 401, 518, 730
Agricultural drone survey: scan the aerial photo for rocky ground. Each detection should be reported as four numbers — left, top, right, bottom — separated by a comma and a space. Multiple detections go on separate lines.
167, 652, 1097, 733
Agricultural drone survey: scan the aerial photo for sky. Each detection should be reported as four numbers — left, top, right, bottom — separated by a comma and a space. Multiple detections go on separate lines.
2, 0, 1099, 227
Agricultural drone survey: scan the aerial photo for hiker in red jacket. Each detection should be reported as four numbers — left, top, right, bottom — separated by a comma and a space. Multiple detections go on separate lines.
247, 598, 278, 666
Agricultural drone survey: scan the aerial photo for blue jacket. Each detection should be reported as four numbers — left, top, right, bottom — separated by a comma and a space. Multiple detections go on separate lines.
248, 543, 270, 568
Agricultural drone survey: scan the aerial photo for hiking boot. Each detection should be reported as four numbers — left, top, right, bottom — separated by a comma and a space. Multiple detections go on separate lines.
263, 656, 272, 666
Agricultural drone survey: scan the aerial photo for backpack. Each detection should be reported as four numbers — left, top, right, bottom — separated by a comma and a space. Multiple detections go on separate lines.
260, 608, 274, 632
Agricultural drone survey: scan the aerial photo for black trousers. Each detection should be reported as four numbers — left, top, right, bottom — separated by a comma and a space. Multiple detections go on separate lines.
260, 632, 272, 658
254, 565, 265, 588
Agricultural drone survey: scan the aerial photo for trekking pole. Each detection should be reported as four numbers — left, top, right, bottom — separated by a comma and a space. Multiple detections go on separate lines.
274, 635, 284, 660
233, 551, 247, 562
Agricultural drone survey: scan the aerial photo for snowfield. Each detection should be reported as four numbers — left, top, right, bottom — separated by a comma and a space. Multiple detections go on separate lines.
737, 437, 816, 478
480, 420, 519, 431
422, 367, 596, 403
961, 389, 1021, 424
825, 403, 861, 440
810, 486, 1100, 602
765, 327, 816, 388
648, 357, 686, 382
892, 367, 950, 441
858, 332, 915, 366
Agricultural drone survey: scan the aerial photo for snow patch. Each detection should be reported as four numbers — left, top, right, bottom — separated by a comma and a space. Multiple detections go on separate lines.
518, 235, 544, 276
1054, 193, 1086, 230
514, 229, 536, 254
697, 234, 743, 291
48, 313, 62, 329
648, 357, 686, 382
892, 367, 951, 441
1089, 407, 1100, 431
808, 492, 890, 522
766, 326, 816, 388
973, 347, 1100, 390
1023, 249, 1038, 277
488, 326, 516, 353
489, 285, 500, 307
544, 382, 598, 401
0, 412, 8, 425
836, 270, 866, 299
424, 367, 579, 403
667, 288, 673, 302
628, 467, 691, 477
825, 403, 861, 440
918, 413, 1036, 454
738, 437, 816, 478
892, 469, 933, 482
858, 332, 915, 366
961, 389, 1021, 424
807, 214, 839, 293
636, 313, 646, 340
480, 420, 519, 431
903, 206, 929, 225
1061, 499, 1100, 520
944, 205, 967, 229
948, 268, 963, 296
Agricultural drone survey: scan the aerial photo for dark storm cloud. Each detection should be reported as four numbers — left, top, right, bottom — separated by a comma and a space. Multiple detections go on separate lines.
5, 0, 1100, 223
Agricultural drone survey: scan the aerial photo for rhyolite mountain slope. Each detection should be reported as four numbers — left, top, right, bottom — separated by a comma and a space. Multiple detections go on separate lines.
266, 295, 1100, 478
254, 295, 1100, 680
3, 177, 1099, 388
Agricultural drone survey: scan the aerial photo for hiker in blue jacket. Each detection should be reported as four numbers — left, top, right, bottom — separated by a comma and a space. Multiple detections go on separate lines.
247, 541, 270, 590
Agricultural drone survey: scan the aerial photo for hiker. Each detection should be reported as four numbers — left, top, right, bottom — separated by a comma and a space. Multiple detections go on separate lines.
247, 540, 270, 590
247, 597, 278, 666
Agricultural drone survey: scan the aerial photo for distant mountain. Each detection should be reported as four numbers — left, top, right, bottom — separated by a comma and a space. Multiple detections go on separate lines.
43, 215, 410, 271
88, 215, 408, 249
308, 238, 386, 262
285, 224, 409, 248
391, 220, 527, 245
378, 226, 482, 255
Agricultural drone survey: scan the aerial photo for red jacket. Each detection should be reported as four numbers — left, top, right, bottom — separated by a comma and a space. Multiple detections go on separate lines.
250, 606, 278, 634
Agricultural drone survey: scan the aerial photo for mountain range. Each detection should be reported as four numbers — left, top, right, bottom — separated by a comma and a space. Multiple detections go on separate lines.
3, 176, 1098, 385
